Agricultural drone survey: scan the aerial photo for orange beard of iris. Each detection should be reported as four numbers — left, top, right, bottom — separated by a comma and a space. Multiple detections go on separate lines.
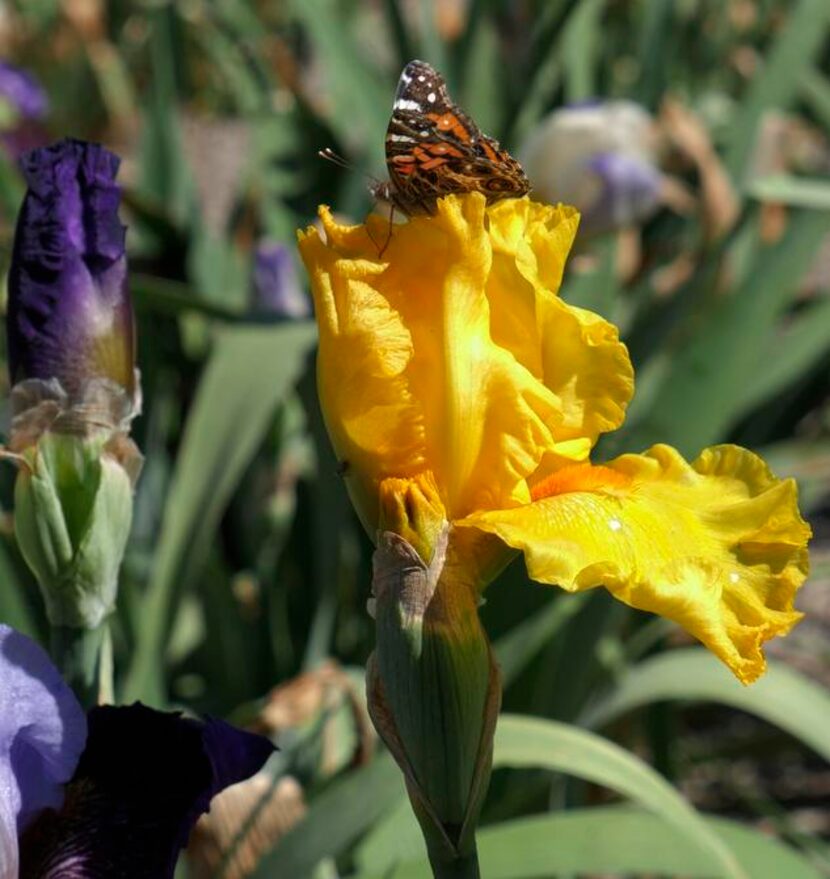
530, 463, 633, 501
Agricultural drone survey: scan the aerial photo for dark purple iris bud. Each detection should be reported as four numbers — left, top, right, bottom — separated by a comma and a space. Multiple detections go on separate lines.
252, 240, 311, 318
8, 138, 136, 402
19, 703, 275, 878
0, 62, 48, 120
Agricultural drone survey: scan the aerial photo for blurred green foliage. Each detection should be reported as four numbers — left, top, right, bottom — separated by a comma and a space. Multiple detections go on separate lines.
0, 0, 829, 876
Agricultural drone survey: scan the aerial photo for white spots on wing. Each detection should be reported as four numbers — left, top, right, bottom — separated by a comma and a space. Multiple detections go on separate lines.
427, 92, 436, 103
418, 75, 426, 82
395, 98, 422, 111
608, 517, 622, 532
389, 134, 416, 142
401, 73, 412, 85
419, 130, 428, 136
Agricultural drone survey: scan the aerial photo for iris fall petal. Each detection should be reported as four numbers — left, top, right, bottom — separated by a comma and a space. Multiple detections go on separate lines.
459, 444, 810, 683
0, 625, 87, 879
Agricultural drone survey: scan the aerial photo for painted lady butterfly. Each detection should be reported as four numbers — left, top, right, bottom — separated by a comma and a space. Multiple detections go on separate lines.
370, 59, 530, 215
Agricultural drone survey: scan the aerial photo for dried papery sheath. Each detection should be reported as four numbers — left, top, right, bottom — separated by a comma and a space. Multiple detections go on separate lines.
5, 139, 141, 635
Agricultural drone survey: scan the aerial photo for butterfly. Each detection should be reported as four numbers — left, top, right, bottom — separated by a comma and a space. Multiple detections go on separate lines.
370, 59, 530, 216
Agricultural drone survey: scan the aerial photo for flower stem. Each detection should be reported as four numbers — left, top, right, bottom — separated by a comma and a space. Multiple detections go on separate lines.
428, 842, 481, 879
50, 622, 107, 707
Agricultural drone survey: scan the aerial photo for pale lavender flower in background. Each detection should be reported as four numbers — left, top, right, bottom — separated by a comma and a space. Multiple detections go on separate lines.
0, 62, 48, 121
520, 100, 663, 235
0, 62, 49, 157
252, 240, 311, 318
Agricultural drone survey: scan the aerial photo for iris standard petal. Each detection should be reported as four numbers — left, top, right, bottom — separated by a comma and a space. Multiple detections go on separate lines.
299, 194, 566, 525
459, 444, 809, 683
484, 198, 634, 458
19, 703, 275, 878
8, 138, 135, 398
0, 625, 87, 879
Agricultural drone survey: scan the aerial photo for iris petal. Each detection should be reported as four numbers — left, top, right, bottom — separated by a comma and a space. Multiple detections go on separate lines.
19, 703, 275, 878
459, 444, 810, 683
0, 625, 87, 879
299, 194, 580, 525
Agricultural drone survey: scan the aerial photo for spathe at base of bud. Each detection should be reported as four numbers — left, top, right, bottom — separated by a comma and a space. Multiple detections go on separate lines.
6, 375, 142, 629
367, 524, 500, 878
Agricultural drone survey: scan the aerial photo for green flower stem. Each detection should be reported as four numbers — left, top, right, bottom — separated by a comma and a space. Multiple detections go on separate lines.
429, 848, 481, 879
50, 622, 108, 707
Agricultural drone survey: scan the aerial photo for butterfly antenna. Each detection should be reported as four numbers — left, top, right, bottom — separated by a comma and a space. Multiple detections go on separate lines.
318, 147, 353, 170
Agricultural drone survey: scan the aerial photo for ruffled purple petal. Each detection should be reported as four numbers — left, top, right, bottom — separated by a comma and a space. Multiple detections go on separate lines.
8, 138, 135, 398
252, 240, 311, 318
19, 703, 275, 878
0, 63, 48, 120
0, 625, 87, 879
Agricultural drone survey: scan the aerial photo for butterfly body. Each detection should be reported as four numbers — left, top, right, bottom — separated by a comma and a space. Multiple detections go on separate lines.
371, 60, 529, 215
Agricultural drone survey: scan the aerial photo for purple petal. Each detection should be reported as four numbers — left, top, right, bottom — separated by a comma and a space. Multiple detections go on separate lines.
252, 240, 311, 318
0, 625, 87, 879
19, 703, 275, 878
582, 151, 662, 234
0, 63, 48, 120
7, 138, 135, 398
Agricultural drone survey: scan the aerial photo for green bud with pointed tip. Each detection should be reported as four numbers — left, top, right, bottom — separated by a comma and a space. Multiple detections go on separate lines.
14, 430, 134, 628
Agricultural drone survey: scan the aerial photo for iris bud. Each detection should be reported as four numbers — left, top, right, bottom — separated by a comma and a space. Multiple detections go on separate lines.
6, 138, 140, 630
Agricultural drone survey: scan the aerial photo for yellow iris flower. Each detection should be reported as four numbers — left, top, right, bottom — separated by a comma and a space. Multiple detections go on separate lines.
299, 192, 810, 685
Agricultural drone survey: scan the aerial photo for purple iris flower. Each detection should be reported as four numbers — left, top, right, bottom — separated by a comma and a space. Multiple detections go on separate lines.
7, 138, 136, 401
0, 62, 48, 121
252, 240, 311, 318
0, 624, 87, 879
0, 625, 275, 879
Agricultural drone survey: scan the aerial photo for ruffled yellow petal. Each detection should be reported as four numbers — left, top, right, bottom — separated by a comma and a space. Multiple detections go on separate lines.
300, 194, 572, 526
458, 444, 810, 683
298, 222, 425, 532
485, 199, 634, 456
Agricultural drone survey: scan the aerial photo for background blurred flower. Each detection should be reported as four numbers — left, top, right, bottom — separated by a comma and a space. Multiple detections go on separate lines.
520, 101, 663, 235
0, 62, 48, 122
0, 61, 48, 158
252, 240, 311, 318
0, 624, 275, 879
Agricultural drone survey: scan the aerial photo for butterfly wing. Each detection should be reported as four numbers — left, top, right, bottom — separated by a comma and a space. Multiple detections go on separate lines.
382, 60, 529, 213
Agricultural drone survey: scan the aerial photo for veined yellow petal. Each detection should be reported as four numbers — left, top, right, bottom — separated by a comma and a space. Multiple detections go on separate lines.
458, 444, 810, 683
300, 195, 568, 526
298, 217, 425, 532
